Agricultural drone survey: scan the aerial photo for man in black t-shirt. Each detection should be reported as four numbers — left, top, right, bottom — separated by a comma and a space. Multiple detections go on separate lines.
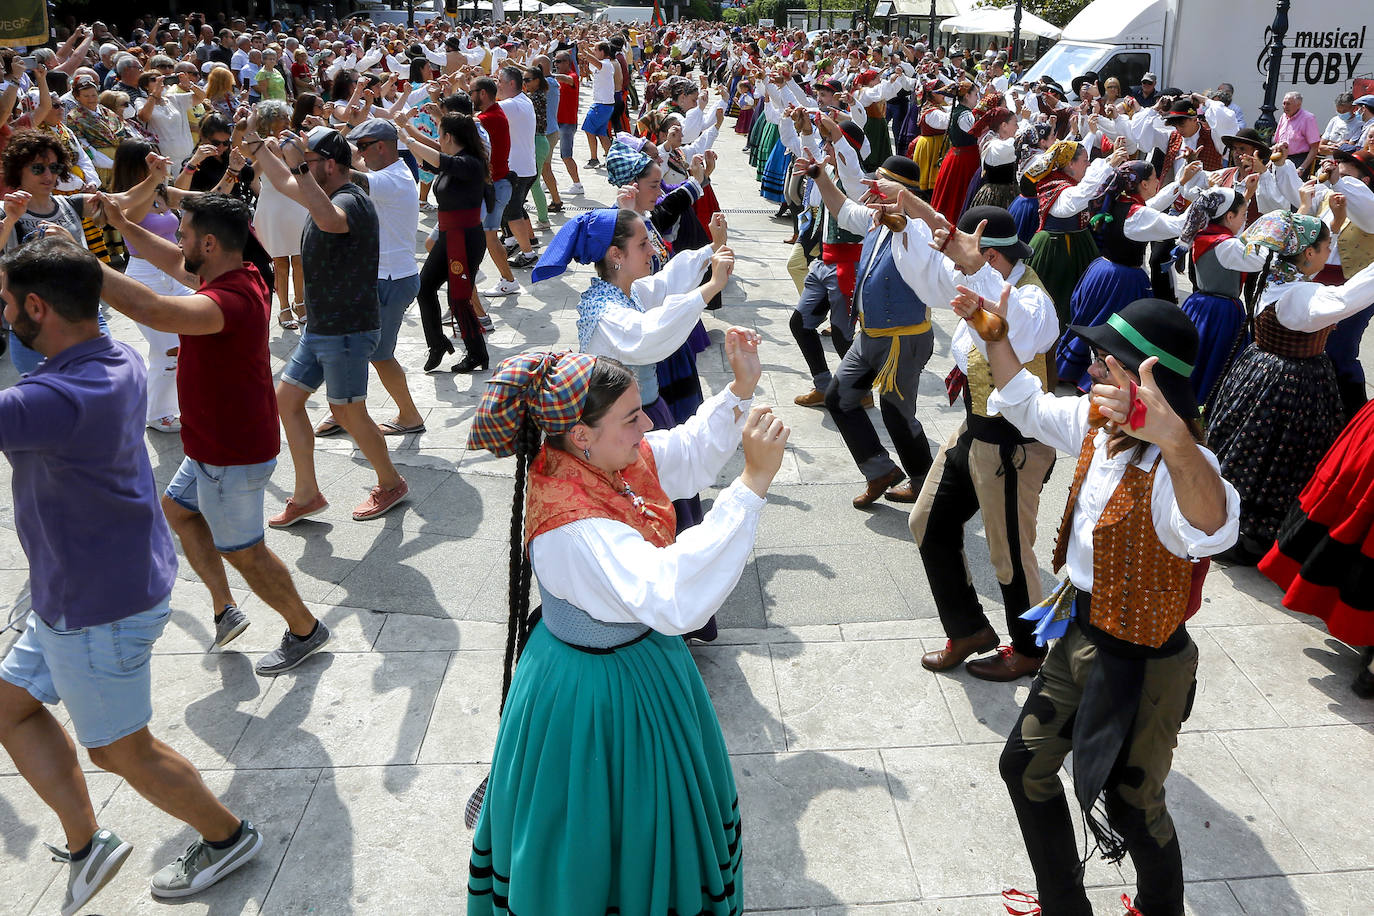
256, 126, 409, 525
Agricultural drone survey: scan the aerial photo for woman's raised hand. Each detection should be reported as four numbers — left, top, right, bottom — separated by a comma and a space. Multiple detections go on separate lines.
740, 406, 790, 498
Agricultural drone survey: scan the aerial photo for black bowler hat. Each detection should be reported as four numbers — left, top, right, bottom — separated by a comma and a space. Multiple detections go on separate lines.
1162, 97, 1200, 123
1070, 298, 1200, 421
1221, 126, 1272, 160
959, 205, 1032, 262
877, 154, 922, 189
1070, 70, 1098, 98
1040, 79, 1067, 98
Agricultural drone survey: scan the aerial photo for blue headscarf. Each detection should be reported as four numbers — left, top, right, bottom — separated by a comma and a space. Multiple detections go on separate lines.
531, 209, 622, 283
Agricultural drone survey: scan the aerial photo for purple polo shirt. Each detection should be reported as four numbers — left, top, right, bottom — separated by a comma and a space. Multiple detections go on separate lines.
0, 336, 177, 628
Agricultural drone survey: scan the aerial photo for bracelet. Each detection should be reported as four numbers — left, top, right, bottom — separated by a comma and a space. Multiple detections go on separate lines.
227, 169, 241, 177
938, 231, 953, 253
184, 163, 199, 172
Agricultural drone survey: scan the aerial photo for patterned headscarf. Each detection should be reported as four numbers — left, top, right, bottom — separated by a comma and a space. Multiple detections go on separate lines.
605, 140, 653, 187
1022, 140, 1080, 184
468, 352, 599, 457
1243, 210, 1325, 285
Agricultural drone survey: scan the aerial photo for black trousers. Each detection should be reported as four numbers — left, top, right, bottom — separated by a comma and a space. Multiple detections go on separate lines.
417, 227, 488, 366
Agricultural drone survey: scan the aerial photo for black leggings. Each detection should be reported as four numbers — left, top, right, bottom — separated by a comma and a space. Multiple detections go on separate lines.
418, 226, 488, 365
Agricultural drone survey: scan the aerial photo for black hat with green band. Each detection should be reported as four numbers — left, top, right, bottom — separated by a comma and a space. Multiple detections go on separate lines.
1070, 298, 1200, 421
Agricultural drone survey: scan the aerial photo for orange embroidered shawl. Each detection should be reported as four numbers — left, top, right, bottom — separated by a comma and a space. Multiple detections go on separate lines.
524, 440, 677, 548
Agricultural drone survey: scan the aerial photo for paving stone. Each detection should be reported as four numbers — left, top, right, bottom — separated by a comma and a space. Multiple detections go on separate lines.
734, 750, 920, 909
1228, 869, 1374, 913
771, 640, 959, 751
1207, 624, 1374, 727
758, 544, 910, 627
416, 649, 504, 766
693, 644, 788, 755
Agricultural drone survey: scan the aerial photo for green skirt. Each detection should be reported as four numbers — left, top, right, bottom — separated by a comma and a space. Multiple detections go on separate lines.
1028, 228, 1099, 328
752, 120, 780, 180
468, 622, 743, 916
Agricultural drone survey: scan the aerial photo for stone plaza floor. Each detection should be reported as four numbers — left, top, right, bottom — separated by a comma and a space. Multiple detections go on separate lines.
2, 120, 1373, 915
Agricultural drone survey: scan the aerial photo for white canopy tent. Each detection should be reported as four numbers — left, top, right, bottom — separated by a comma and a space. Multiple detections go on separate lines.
539, 2, 581, 13
938, 6, 1062, 41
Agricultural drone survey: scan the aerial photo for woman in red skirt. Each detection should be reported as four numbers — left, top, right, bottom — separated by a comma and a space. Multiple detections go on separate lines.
929, 79, 981, 224
1260, 401, 1374, 698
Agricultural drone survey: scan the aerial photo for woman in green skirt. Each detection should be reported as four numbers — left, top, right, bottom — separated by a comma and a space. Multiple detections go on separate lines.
464, 320, 790, 914
1024, 140, 1124, 326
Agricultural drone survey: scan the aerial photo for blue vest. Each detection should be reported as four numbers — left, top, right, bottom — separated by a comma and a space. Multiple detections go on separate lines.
853, 229, 929, 331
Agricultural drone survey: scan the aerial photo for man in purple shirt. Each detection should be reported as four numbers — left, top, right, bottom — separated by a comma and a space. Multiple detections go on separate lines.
1275, 91, 1322, 172
0, 238, 261, 914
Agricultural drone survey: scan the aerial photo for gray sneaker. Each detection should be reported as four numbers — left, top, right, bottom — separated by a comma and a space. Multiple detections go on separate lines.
214, 604, 250, 649
254, 621, 331, 677
47, 827, 132, 916
150, 820, 262, 899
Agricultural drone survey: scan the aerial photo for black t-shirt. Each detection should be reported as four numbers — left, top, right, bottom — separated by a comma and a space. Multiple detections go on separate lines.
433, 151, 487, 212
183, 152, 229, 189
301, 182, 380, 335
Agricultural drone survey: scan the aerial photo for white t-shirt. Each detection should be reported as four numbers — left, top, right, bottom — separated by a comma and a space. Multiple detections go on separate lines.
589, 56, 616, 105
368, 158, 421, 281
500, 93, 538, 178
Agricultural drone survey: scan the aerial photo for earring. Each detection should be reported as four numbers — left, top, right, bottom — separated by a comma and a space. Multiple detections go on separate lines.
613, 262, 621, 271
583, 447, 591, 460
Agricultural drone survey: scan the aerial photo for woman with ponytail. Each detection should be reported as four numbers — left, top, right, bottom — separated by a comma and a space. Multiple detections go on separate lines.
464, 337, 788, 916
1056, 158, 1198, 389
1207, 211, 1374, 565
1175, 184, 1267, 402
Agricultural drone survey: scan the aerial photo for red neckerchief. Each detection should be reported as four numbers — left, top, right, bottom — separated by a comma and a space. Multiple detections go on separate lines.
524, 440, 676, 548
1192, 223, 1235, 261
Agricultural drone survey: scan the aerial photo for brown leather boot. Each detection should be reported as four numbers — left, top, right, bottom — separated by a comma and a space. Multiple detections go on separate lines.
853, 467, 905, 508
966, 646, 1044, 682
794, 388, 826, 407
921, 626, 998, 671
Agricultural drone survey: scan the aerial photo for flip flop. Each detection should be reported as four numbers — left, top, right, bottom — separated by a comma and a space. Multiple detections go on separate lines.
379, 420, 426, 436
314, 419, 345, 437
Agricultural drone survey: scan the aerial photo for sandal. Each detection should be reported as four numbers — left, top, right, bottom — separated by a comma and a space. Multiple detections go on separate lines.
278, 307, 299, 331
293, 302, 308, 325
379, 420, 427, 436
314, 418, 345, 437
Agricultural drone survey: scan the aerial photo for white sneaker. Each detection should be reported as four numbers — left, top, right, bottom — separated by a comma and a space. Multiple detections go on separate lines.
502, 235, 520, 252
148, 415, 182, 433
482, 279, 522, 297
567, 182, 585, 195
533, 219, 552, 231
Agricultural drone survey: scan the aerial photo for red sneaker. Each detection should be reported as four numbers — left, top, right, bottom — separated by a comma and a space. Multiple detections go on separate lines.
268, 493, 329, 528
352, 478, 408, 521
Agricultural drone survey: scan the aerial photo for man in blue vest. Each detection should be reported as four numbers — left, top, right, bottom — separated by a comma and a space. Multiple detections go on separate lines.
812, 155, 943, 508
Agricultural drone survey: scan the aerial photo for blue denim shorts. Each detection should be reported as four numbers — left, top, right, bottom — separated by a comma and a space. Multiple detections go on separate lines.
373, 273, 421, 362
482, 176, 514, 231
558, 123, 578, 160
166, 456, 276, 552
281, 328, 380, 404
0, 598, 172, 748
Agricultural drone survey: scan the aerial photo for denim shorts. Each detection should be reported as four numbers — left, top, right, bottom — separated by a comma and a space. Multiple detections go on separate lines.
558, 122, 578, 159
582, 102, 614, 136
0, 598, 172, 748
166, 456, 277, 552
481, 176, 514, 231
503, 174, 536, 223
374, 273, 421, 362
280, 328, 380, 404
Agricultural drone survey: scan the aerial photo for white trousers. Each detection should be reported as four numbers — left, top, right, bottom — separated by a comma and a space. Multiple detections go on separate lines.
124, 257, 189, 424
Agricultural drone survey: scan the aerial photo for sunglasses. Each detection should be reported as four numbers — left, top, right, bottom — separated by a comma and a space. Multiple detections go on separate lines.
355, 139, 380, 151
27, 162, 61, 176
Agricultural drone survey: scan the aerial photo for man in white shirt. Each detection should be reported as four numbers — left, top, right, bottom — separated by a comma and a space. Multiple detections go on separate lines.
230, 36, 252, 78
496, 66, 540, 270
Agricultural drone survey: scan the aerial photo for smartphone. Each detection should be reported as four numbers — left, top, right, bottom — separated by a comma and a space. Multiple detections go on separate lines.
19, 55, 38, 70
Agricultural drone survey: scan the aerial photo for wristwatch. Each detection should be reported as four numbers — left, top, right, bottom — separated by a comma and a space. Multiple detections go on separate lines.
291, 162, 310, 175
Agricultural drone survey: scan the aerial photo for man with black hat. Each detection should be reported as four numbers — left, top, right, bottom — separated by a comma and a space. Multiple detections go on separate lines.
895, 205, 1061, 682
1217, 127, 1296, 223
812, 154, 941, 508
972, 294, 1239, 916
1308, 144, 1374, 417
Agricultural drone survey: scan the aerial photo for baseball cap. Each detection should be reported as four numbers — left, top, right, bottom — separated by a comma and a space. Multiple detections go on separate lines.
305, 126, 352, 164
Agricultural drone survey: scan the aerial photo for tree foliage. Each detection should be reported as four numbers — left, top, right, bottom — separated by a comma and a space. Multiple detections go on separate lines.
973, 0, 1093, 28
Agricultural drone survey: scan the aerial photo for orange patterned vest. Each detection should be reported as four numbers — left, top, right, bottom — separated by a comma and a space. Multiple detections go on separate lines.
1051, 433, 1192, 649
524, 439, 677, 548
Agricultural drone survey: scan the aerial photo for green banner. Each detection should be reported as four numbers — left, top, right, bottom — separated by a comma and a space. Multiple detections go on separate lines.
0, 0, 49, 48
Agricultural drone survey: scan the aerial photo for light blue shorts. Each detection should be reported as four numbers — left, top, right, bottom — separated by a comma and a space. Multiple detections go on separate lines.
0, 599, 172, 748
374, 273, 421, 362
281, 328, 380, 404
481, 176, 514, 231
166, 456, 277, 552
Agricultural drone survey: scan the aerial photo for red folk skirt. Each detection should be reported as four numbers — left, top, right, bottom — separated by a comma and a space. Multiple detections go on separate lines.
930, 144, 980, 224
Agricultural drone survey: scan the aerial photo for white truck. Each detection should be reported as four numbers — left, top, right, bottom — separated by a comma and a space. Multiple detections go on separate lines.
1023, 0, 1374, 121
593, 6, 657, 23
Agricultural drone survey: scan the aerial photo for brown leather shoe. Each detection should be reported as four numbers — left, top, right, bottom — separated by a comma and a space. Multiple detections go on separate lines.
860, 392, 875, 409
884, 483, 918, 503
966, 646, 1044, 682
853, 467, 905, 508
794, 387, 826, 407
921, 626, 998, 671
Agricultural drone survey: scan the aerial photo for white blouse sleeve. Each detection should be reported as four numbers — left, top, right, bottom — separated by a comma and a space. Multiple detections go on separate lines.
1213, 236, 1269, 271
986, 368, 1092, 455
1336, 175, 1374, 232
1258, 159, 1302, 211
645, 387, 751, 499
957, 109, 975, 133
981, 134, 1016, 166
1124, 204, 1188, 241
1151, 447, 1241, 559
925, 107, 950, 131
632, 244, 713, 309
848, 101, 867, 129
1273, 261, 1374, 332
892, 217, 960, 306
833, 138, 865, 198
1049, 157, 1114, 218
683, 122, 720, 160
836, 197, 875, 236
1202, 99, 1238, 153
528, 479, 765, 634
586, 293, 708, 364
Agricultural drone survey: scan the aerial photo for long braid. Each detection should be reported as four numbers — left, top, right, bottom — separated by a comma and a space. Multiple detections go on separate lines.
499, 414, 540, 714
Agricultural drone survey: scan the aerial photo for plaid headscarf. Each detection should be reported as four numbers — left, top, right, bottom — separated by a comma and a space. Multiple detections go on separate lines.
467, 352, 599, 457
605, 140, 653, 187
